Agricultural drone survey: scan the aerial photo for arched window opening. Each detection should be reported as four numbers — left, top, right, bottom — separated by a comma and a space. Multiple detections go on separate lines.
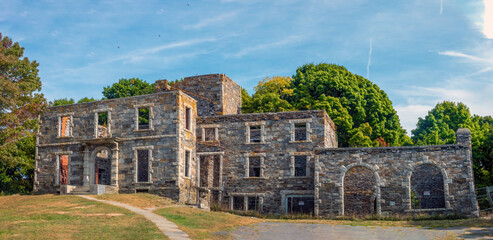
410, 164, 445, 209
344, 166, 377, 216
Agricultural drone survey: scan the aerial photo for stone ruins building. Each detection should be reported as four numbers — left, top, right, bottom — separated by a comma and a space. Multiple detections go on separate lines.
34, 74, 480, 217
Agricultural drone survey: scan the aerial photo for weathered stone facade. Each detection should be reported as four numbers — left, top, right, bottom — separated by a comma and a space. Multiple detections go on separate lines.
35, 74, 479, 217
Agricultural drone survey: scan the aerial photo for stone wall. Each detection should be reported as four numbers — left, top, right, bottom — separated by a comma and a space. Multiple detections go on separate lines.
197, 110, 337, 214
160, 74, 241, 116
314, 129, 479, 217
35, 91, 198, 203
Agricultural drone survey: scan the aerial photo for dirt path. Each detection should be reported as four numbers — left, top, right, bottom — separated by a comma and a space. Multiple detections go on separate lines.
79, 195, 190, 240
231, 222, 493, 240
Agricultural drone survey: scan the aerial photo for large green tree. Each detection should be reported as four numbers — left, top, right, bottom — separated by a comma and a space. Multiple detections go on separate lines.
242, 76, 295, 113
412, 101, 493, 187
0, 33, 46, 194
102, 78, 155, 99
288, 63, 411, 147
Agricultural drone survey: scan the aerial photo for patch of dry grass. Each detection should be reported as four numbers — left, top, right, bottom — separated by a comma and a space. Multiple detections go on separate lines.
155, 207, 262, 240
93, 193, 175, 209
0, 194, 165, 239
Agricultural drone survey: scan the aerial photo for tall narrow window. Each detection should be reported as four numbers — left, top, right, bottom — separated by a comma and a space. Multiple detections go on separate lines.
294, 123, 307, 141
249, 125, 261, 143
294, 156, 307, 177
137, 150, 149, 182
185, 107, 191, 131
59, 155, 69, 185
60, 116, 71, 137
138, 107, 150, 130
249, 157, 261, 177
185, 150, 190, 178
97, 112, 108, 138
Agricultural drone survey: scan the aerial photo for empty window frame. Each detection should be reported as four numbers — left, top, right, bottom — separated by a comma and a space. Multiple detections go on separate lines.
185, 107, 192, 131
294, 156, 307, 177
233, 196, 244, 211
247, 196, 260, 212
249, 125, 261, 143
96, 111, 109, 138
137, 150, 149, 182
59, 115, 72, 137
204, 128, 216, 141
184, 150, 191, 178
138, 107, 150, 130
290, 120, 310, 142
248, 157, 261, 177
59, 155, 69, 185
294, 123, 307, 141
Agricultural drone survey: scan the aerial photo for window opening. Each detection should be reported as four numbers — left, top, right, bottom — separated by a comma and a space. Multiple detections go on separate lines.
294, 123, 307, 141
60, 116, 71, 137
204, 128, 215, 141
249, 125, 261, 143
185, 150, 190, 178
248, 196, 259, 212
249, 157, 261, 177
294, 156, 307, 177
410, 164, 445, 209
97, 112, 108, 138
138, 107, 150, 130
95, 149, 111, 185
233, 196, 244, 211
287, 196, 314, 215
185, 107, 191, 131
59, 155, 68, 185
137, 150, 149, 182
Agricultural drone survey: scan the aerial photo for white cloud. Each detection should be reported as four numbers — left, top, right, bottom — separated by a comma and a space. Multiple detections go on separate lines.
438, 50, 493, 63
228, 35, 305, 58
183, 12, 237, 30
483, 0, 493, 38
366, 38, 372, 80
395, 104, 433, 134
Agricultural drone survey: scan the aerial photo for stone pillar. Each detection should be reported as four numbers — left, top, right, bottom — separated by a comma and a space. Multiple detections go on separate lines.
456, 128, 472, 147
456, 128, 480, 217
83, 145, 90, 186
111, 142, 119, 187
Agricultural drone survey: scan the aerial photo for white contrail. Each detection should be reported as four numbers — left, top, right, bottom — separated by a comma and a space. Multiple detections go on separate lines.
440, 0, 443, 15
367, 38, 372, 80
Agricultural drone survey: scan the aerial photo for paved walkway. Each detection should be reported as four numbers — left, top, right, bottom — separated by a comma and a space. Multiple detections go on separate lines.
79, 195, 190, 240
231, 222, 493, 240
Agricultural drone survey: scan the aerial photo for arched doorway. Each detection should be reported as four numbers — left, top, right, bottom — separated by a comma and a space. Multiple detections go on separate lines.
92, 147, 111, 185
410, 164, 445, 209
344, 166, 377, 216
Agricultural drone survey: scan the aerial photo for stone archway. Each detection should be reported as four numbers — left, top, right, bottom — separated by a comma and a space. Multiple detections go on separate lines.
91, 146, 112, 185
410, 164, 445, 209
343, 166, 377, 216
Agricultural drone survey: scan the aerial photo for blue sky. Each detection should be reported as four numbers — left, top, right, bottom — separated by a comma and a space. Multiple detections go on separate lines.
1, 0, 492, 133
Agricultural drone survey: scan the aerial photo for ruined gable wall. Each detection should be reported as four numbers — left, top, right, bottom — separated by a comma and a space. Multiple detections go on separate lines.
315, 130, 479, 217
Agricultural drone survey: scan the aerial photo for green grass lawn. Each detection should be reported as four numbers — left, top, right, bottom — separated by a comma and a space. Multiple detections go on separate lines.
0, 194, 166, 240
1, 194, 491, 240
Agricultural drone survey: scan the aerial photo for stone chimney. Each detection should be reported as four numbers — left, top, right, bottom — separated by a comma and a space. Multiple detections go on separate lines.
456, 128, 472, 147
155, 79, 171, 93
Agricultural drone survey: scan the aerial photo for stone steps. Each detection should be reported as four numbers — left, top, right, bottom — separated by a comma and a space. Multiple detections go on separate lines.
68, 186, 90, 195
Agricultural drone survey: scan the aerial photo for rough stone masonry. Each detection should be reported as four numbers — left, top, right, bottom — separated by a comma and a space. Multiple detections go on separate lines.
34, 74, 479, 217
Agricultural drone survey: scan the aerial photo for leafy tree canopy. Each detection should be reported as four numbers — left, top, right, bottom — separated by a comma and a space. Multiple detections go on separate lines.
289, 63, 411, 147
49, 97, 98, 106
411, 101, 493, 187
102, 78, 155, 99
0, 33, 46, 194
242, 76, 295, 113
